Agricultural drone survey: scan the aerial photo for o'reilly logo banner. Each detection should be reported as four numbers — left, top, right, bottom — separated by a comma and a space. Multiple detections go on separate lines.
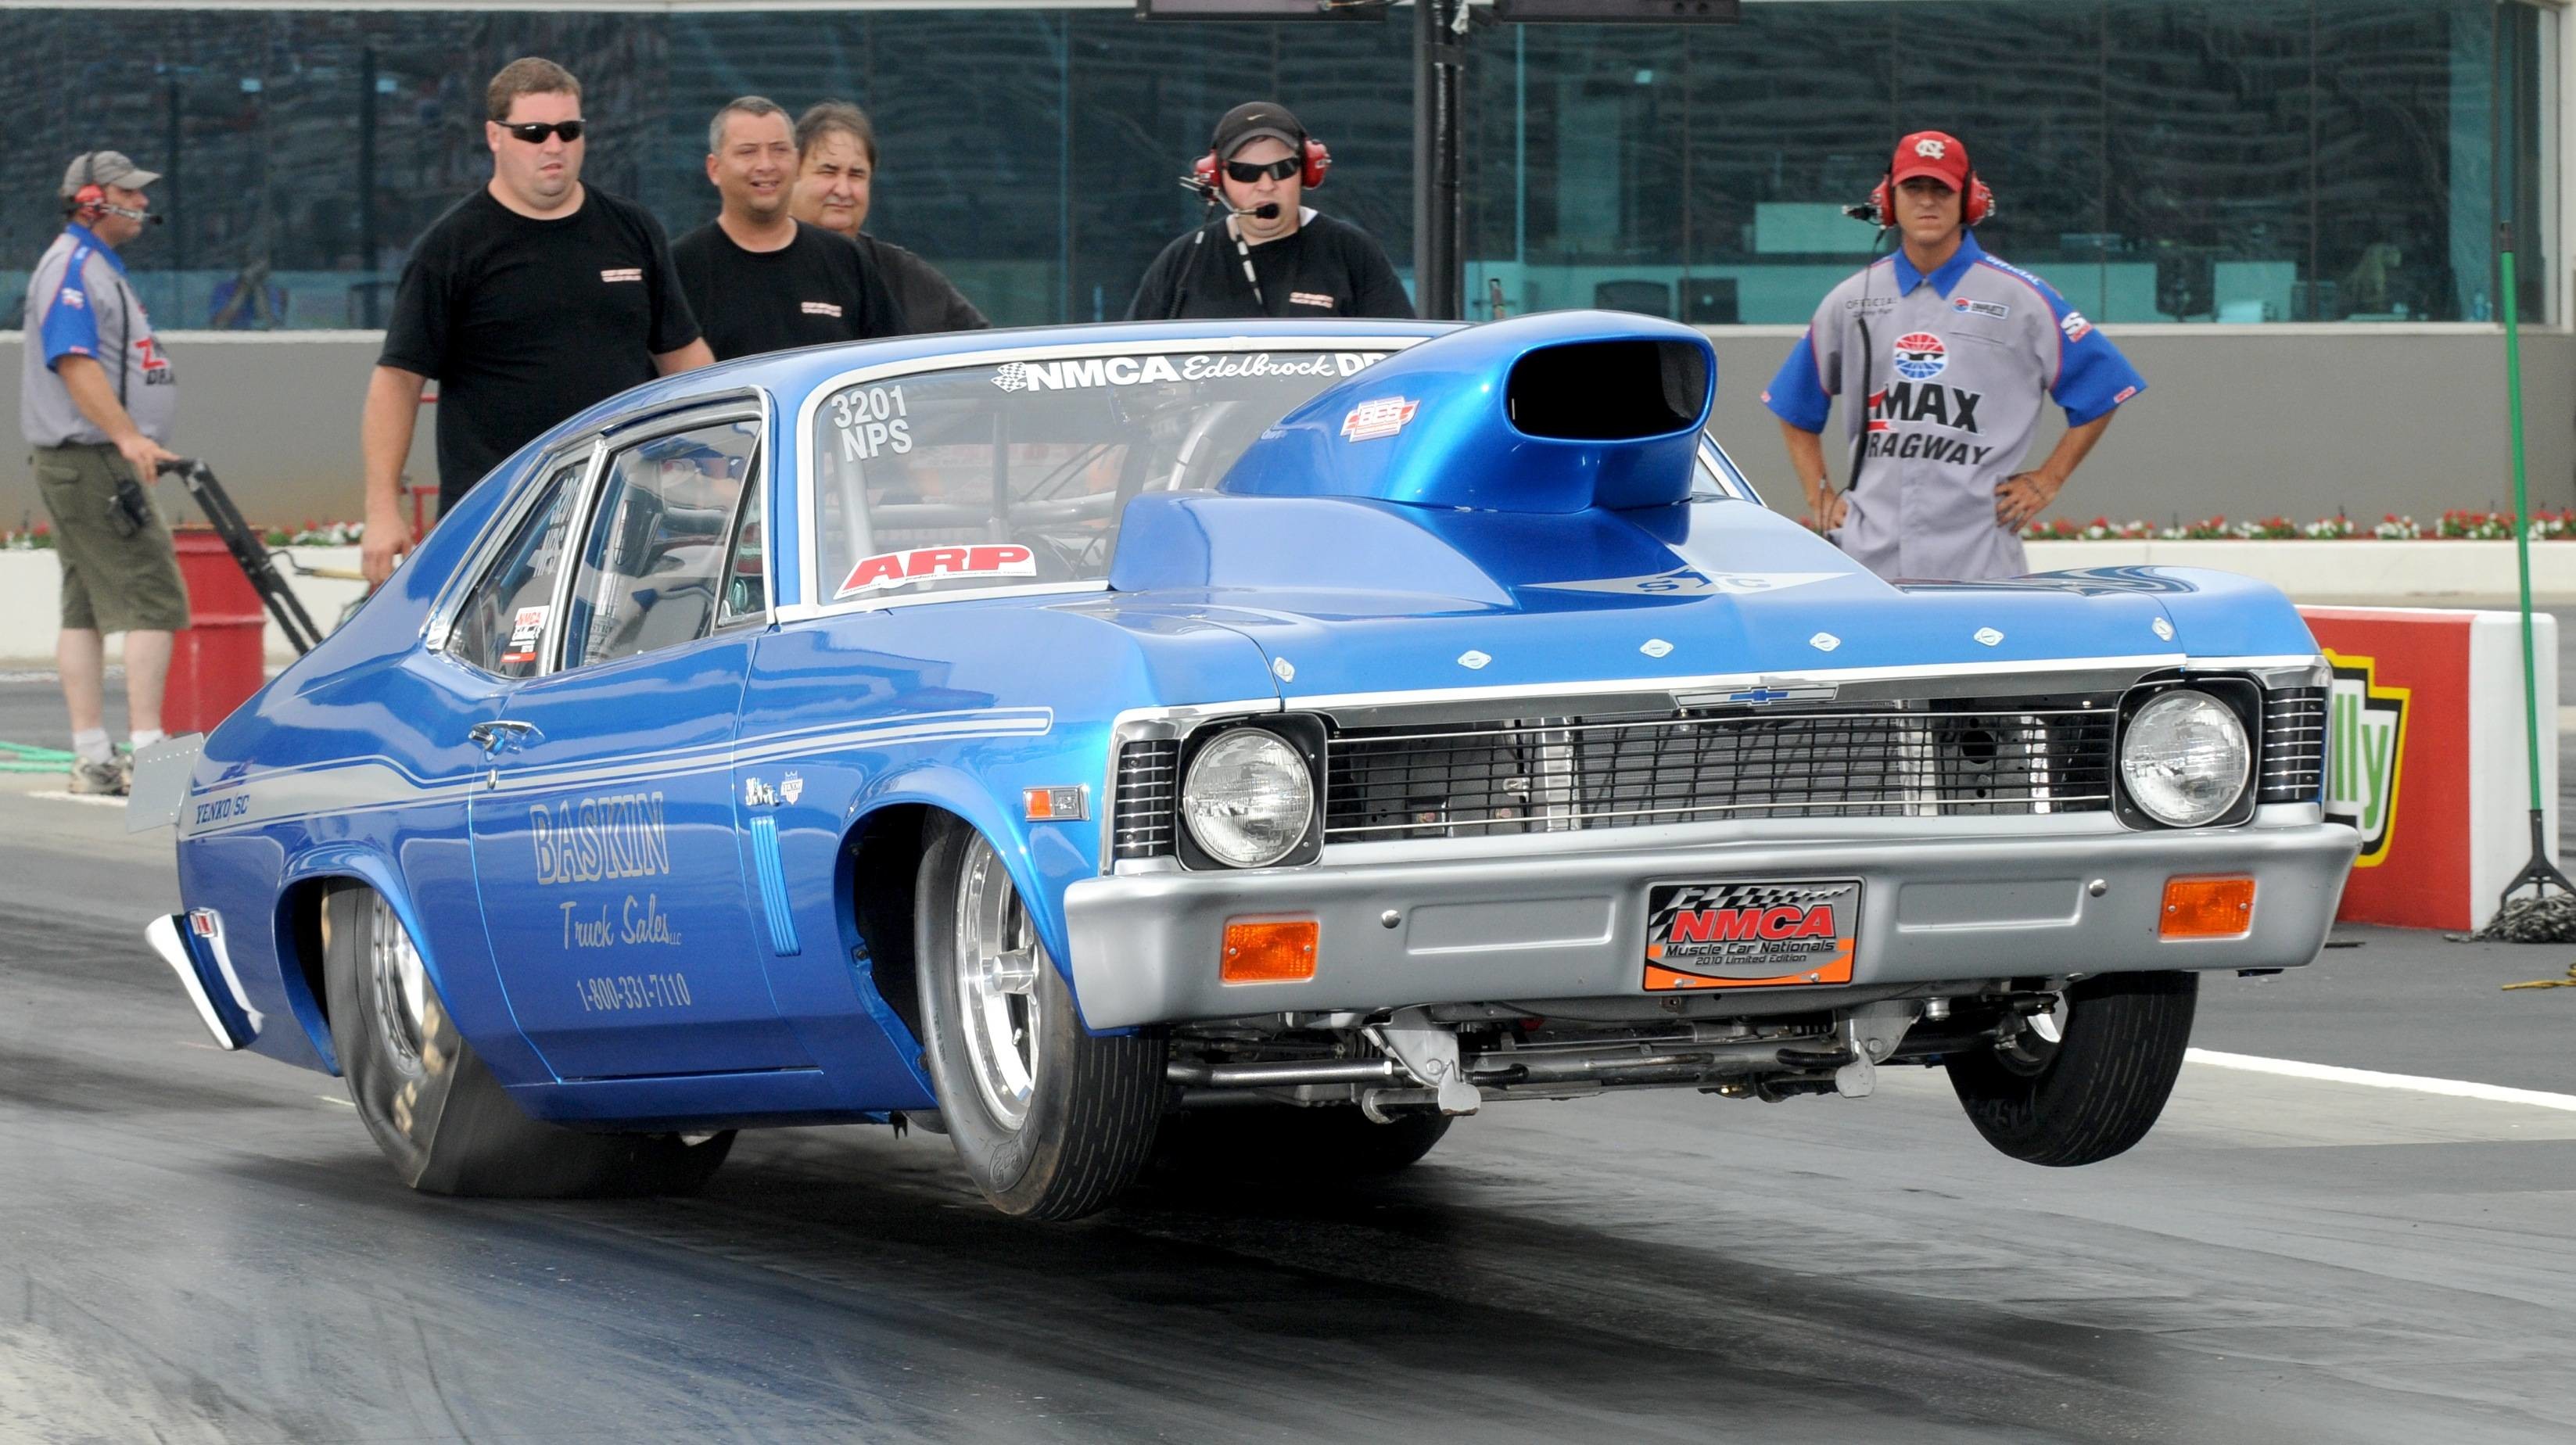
2323, 651, 2409, 866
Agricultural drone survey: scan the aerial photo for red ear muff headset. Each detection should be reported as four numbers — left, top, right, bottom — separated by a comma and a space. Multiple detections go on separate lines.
68, 152, 108, 223
1867, 167, 1993, 228
1193, 134, 1330, 193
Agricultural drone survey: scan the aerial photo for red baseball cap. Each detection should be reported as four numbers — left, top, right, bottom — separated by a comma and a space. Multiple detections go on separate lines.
1890, 131, 1971, 190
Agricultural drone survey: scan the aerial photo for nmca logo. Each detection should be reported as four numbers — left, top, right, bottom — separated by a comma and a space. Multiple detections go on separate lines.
2323, 651, 2408, 866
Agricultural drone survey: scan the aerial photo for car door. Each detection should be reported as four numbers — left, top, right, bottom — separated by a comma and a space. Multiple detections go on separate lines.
466, 403, 812, 1081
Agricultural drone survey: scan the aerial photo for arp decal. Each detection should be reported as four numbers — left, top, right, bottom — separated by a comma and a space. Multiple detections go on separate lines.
1341, 396, 1420, 441
1891, 332, 1948, 382
836, 543, 1037, 599
1530, 568, 1841, 597
1643, 880, 1860, 990
2323, 651, 2408, 866
992, 352, 1385, 393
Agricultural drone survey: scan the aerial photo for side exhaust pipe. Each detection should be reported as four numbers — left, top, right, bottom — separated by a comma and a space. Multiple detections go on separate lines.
145, 911, 262, 1050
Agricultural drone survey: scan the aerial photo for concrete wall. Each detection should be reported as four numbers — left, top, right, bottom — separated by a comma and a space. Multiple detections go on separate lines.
1708, 324, 2576, 525
0, 333, 436, 532
2, 326, 2569, 529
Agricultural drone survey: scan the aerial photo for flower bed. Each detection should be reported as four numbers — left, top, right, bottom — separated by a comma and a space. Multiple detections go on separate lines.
5, 520, 364, 550
2017, 510, 2576, 541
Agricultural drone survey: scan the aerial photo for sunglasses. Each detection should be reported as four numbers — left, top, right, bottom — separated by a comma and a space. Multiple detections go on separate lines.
1224, 156, 1301, 185
500, 120, 586, 144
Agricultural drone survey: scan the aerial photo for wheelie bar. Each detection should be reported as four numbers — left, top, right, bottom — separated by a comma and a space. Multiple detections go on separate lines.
156, 457, 328, 655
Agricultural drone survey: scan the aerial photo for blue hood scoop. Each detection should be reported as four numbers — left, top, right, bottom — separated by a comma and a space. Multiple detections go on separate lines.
1216, 310, 1717, 515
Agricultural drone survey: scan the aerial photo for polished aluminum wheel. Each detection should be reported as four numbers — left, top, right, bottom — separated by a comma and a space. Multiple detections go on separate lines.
953, 835, 1042, 1129
367, 893, 434, 1081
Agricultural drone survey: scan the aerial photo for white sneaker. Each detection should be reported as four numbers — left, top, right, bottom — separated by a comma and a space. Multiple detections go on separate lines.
68, 757, 128, 796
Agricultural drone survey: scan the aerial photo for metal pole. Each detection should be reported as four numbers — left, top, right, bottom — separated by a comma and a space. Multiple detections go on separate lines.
359, 47, 379, 328
1413, 0, 1465, 320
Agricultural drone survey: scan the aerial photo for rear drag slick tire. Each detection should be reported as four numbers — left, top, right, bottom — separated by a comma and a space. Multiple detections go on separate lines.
914, 817, 1165, 1220
323, 885, 734, 1198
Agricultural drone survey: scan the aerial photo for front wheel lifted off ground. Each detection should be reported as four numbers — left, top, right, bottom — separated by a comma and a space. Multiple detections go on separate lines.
914, 816, 1165, 1219
1945, 969, 2197, 1167
322, 885, 734, 1197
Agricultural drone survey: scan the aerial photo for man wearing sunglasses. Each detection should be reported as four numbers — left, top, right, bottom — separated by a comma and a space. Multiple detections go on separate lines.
361, 56, 715, 585
1126, 102, 1412, 321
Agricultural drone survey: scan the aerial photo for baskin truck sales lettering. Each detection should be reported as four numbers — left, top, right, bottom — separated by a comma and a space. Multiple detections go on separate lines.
2322, 652, 2409, 866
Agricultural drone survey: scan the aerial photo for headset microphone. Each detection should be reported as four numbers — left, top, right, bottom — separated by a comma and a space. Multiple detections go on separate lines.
1176, 176, 1279, 221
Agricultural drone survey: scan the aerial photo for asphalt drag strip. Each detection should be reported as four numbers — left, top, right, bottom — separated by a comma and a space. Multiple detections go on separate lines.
2, 778, 2573, 1442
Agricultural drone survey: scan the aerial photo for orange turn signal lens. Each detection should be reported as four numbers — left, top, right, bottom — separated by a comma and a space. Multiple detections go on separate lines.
1221, 919, 1318, 984
2161, 876, 2255, 938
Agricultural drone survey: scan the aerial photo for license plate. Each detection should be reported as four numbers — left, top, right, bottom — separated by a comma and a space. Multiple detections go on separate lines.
1641, 880, 1861, 991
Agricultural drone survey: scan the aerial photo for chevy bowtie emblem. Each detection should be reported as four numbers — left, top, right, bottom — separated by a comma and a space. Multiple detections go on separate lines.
1678, 683, 1839, 709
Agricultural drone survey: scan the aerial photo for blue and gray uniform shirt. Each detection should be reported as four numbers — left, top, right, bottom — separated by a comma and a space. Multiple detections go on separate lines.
20, 223, 176, 448
1762, 231, 2142, 582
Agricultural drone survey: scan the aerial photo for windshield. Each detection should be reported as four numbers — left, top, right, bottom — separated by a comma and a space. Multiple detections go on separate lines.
808, 346, 1396, 604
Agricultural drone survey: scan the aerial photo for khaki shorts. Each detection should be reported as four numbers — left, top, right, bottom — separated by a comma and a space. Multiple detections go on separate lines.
31, 442, 192, 633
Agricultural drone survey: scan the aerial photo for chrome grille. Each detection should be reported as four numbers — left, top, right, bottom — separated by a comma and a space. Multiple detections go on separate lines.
2258, 686, 2327, 804
1112, 740, 1179, 859
1325, 699, 2117, 841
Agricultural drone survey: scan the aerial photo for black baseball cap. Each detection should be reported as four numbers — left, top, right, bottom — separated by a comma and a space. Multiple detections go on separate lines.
1211, 102, 1305, 160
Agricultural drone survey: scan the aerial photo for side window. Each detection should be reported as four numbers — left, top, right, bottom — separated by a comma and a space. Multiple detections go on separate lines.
718, 479, 766, 626
447, 457, 586, 679
562, 418, 759, 669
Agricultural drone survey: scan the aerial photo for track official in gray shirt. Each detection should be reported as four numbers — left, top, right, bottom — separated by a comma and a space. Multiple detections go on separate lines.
21, 150, 188, 796
1764, 131, 2146, 581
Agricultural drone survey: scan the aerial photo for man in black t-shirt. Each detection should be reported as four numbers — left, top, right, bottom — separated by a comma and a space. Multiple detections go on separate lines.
1127, 102, 1414, 323
790, 101, 989, 335
361, 57, 713, 584
673, 96, 905, 362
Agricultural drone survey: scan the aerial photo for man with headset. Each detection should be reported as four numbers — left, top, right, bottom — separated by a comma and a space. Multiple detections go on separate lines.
1763, 131, 2145, 581
1127, 102, 1412, 321
20, 150, 185, 796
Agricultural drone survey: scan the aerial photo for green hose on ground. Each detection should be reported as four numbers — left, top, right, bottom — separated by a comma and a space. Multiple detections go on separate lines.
0, 740, 76, 773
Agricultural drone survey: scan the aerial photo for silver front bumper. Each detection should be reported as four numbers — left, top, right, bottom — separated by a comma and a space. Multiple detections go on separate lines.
1062, 809, 2358, 1031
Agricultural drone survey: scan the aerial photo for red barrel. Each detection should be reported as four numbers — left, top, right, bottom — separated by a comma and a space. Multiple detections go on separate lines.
164, 526, 266, 733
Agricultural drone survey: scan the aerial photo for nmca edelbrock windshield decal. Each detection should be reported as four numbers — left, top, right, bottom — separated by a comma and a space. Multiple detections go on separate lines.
988, 350, 1387, 393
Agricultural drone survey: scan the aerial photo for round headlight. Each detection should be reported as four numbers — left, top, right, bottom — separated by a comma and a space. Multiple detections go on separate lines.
2119, 690, 2251, 826
1182, 729, 1315, 867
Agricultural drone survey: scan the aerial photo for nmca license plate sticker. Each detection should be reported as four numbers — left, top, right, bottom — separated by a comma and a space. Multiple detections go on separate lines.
1642, 880, 1860, 991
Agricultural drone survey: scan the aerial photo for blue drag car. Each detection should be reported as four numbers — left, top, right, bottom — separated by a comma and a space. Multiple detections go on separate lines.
146, 311, 2355, 1218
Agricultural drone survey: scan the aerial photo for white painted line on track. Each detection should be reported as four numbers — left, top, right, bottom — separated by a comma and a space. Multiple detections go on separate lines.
29, 790, 129, 809
2187, 1048, 2576, 1112
318, 1095, 354, 1108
